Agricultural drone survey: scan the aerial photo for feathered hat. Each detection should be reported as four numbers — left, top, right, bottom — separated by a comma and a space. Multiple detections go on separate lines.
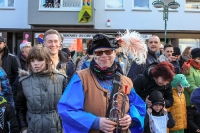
88, 33, 119, 53
20, 34, 31, 51
118, 30, 147, 64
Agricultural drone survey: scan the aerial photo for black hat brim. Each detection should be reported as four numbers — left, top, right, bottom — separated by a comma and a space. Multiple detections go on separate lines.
152, 102, 164, 106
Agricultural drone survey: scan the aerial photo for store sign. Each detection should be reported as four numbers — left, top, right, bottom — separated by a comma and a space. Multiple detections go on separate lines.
35, 33, 151, 40
62, 33, 94, 38
63, 38, 77, 43
141, 34, 152, 40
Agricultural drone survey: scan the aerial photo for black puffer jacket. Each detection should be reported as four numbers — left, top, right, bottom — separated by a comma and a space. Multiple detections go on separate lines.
1, 46, 21, 85
127, 48, 159, 82
0, 97, 20, 133
133, 63, 174, 108
15, 71, 68, 132
187, 106, 200, 133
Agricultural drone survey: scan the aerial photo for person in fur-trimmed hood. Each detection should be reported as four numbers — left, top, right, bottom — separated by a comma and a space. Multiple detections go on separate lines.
15, 46, 67, 133
169, 74, 190, 133
0, 96, 20, 133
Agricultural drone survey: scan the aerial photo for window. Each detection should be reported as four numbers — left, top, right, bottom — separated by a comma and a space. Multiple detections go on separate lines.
186, 0, 200, 10
132, 0, 149, 9
39, 0, 82, 11
105, 0, 124, 10
0, 0, 14, 7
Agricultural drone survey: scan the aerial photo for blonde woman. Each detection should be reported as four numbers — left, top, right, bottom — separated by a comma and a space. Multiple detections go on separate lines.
179, 46, 192, 68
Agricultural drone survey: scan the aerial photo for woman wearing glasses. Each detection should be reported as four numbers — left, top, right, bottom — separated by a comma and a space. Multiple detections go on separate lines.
18, 34, 32, 71
58, 33, 147, 133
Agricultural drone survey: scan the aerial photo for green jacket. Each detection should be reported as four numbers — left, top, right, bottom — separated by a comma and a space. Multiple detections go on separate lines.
184, 66, 200, 106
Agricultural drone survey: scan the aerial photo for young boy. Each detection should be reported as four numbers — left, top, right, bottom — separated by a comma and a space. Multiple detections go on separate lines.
169, 74, 190, 133
0, 67, 14, 107
0, 96, 20, 133
144, 90, 175, 133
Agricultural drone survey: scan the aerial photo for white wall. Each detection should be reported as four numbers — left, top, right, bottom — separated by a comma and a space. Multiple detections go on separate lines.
0, 0, 30, 29
94, 0, 200, 31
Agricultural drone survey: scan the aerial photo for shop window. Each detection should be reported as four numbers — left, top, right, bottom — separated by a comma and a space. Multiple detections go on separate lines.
40, 0, 82, 11
186, 0, 200, 10
105, 0, 124, 10
179, 39, 200, 52
132, 0, 149, 9
0, 0, 14, 7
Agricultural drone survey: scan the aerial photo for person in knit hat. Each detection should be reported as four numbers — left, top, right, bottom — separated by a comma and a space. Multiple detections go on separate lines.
144, 90, 175, 133
169, 74, 190, 133
17, 34, 32, 71
182, 48, 200, 107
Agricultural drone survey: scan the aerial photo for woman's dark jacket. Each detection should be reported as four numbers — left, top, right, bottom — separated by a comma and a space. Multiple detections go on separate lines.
187, 106, 200, 133
133, 63, 174, 108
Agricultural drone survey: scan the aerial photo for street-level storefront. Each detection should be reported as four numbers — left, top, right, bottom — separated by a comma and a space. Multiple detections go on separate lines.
1, 29, 200, 55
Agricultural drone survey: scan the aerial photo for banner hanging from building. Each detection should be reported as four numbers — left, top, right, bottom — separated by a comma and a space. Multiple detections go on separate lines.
78, 0, 92, 23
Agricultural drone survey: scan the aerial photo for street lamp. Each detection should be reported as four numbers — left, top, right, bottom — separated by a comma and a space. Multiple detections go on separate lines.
152, 0, 180, 44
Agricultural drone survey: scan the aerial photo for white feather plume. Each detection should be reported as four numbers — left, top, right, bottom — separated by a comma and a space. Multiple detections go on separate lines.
118, 30, 148, 64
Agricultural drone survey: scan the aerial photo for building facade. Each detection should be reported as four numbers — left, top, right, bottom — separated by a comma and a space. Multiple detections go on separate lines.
0, 0, 200, 54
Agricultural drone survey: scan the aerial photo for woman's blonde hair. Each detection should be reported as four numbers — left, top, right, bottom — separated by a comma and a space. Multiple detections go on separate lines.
182, 46, 192, 58
26, 46, 53, 74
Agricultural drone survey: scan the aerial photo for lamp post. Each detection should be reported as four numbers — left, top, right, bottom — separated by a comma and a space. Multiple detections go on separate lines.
152, 0, 180, 44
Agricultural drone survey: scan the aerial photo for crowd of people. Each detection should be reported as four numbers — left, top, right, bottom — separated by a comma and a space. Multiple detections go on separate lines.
0, 29, 199, 133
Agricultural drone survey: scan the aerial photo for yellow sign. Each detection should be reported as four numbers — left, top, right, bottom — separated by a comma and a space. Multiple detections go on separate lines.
78, 0, 92, 23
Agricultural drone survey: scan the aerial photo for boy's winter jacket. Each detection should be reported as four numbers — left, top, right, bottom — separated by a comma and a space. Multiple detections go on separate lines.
0, 96, 20, 133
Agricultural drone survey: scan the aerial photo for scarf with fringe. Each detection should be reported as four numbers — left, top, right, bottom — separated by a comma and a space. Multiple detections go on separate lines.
89, 59, 123, 80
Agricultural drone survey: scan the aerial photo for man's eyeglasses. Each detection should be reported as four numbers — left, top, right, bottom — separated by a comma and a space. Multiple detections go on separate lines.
94, 49, 113, 56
